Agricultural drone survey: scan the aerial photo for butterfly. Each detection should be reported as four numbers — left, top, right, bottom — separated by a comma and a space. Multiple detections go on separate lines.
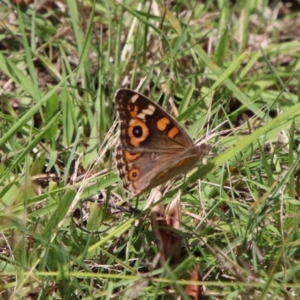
114, 89, 210, 195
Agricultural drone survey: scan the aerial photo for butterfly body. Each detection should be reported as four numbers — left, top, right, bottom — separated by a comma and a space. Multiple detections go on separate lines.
114, 89, 209, 195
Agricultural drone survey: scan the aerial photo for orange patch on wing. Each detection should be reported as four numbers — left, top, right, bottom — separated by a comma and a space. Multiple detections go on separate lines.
127, 103, 139, 118
156, 169, 168, 179
128, 119, 149, 146
128, 168, 140, 181
168, 126, 179, 139
125, 152, 141, 161
175, 158, 190, 167
156, 117, 170, 131
132, 181, 140, 193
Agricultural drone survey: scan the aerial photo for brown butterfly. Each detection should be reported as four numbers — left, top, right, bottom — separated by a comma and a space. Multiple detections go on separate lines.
115, 89, 210, 195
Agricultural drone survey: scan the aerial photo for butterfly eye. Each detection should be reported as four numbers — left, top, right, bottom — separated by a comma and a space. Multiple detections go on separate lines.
128, 119, 149, 146
132, 126, 142, 137
128, 168, 140, 181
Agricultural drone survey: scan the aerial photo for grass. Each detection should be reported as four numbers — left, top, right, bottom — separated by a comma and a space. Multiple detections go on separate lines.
1, 0, 300, 299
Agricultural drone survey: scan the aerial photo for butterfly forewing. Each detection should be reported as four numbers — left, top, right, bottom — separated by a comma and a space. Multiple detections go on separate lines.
115, 89, 194, 151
